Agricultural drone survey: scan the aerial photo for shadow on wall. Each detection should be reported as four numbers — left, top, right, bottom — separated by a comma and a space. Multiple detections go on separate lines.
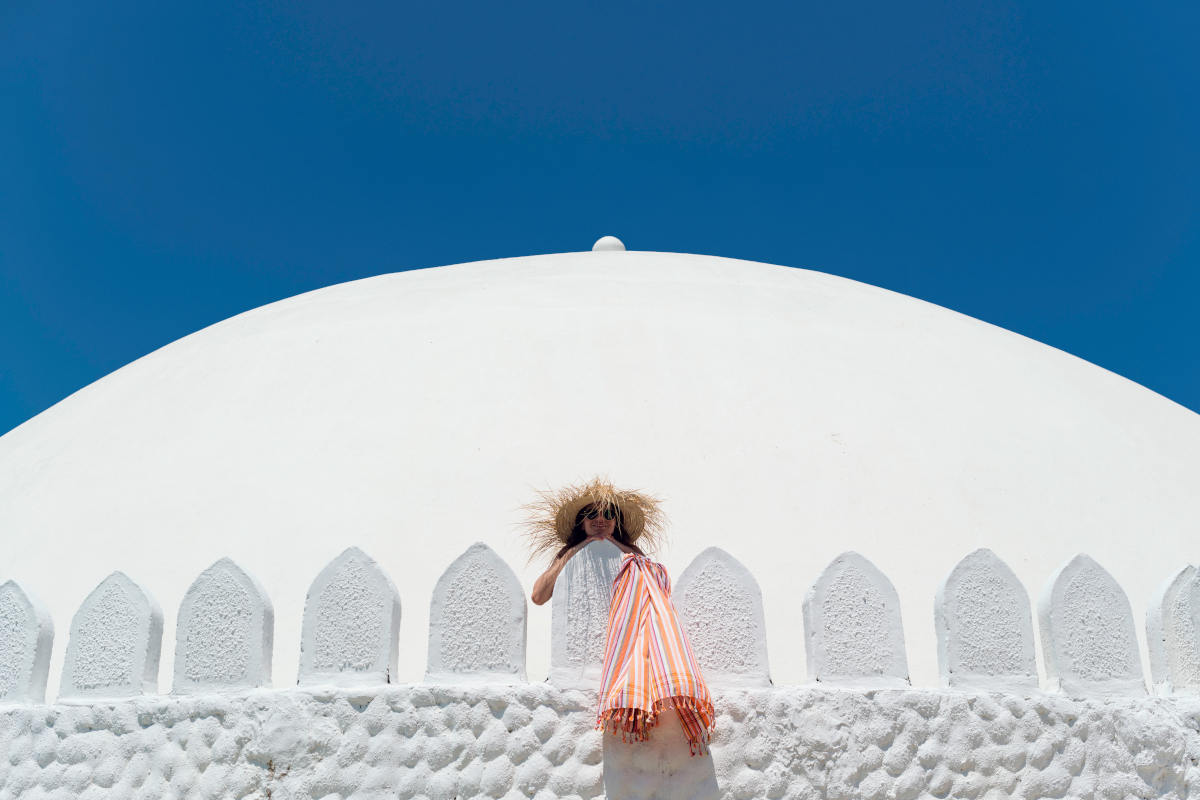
602, 709, 719, 800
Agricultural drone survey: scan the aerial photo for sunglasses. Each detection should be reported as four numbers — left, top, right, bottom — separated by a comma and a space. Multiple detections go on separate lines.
585, 507, 617, 520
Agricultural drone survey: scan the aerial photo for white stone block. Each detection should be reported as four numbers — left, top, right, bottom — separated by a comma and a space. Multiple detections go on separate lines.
803, 551, 909, 687
426, 542, 526, 683
674, 547, 771, 687
935, 548, 1037, 692
1146, 565, 1200, 694
0, 580, 54, 704
1039, 554, 1145, 696
174, 558, 274, 693
550, 539, 622, 688
59, 572, 163, 701
298, 547, 401, 687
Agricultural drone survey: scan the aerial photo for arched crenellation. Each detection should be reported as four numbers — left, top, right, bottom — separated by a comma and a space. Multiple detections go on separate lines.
0, 580, 54, 704
1147, 565, 1200, 694
426, 541, 527, 683
298, 547, 401, 687
549, 539, 622, 688
803, 551, 909, 688
59, 572, 163, 701
174, 558, 274, 694
674, 547, 770, 687
1039, 554, 1145, 697
935, 548, 1037, 692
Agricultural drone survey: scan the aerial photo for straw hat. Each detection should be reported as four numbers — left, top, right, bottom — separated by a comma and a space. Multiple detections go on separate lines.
524, 477, 665, 561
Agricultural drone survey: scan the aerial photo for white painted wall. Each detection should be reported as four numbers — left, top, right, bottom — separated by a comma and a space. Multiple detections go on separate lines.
2, 544, 1199, 798
5, 684, 1200, 799
2, 248, 1200, 694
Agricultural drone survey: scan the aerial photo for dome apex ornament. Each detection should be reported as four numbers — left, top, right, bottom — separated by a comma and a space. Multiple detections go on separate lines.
592, 235, 625, 252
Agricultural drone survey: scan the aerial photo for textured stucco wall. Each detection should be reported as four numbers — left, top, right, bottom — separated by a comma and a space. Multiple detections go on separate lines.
1148, 566, 1200, 695
1040, 555, 1146, 697
175, 559, 273, 694
935, 549, 1037, 693
3, 684, 1200, 799
0, 582, 52, 705
58, 573, 162, 702
7, 544, 1200, 797
427, 542, 527, 684
299, 549, 401, 688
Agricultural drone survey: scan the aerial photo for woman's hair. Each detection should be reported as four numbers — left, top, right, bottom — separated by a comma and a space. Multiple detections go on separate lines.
554, 503, 646, 561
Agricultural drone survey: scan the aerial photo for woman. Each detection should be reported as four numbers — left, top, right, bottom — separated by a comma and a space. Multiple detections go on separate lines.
530, 492, 645, 606
526, 477, 714, 755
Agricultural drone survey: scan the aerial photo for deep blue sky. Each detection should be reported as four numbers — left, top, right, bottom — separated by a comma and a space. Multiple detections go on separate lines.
2, 0, 1197, 435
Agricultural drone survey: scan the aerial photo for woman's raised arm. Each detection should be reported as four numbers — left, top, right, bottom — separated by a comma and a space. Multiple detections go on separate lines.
531, 534, 639, 605
531, 547, 575, 605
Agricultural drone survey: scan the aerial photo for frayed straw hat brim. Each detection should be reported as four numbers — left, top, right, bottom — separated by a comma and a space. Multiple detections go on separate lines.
523, 477, 665, 562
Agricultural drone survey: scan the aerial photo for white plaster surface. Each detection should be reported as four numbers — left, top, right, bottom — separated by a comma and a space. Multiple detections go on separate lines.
675, 547, 770, 687
804, 552, 909, 688
1147, 566, 1200, 694
59, 573, 162, 701
591, 235, 625, 251
935, 548, 1037, 692
4, 684, 1200, 799
1040, 554, 1146, 697
4, 249, 1200, 692
0, 581, 53, 705
174, 558, 274, 694
299, 548, 401, 687
427, 542, 527, 683
550, 540, 621, 689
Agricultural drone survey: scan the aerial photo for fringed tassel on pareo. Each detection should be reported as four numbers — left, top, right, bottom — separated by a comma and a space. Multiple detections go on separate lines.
596, 555, 716, 757
597, 695, 715, 756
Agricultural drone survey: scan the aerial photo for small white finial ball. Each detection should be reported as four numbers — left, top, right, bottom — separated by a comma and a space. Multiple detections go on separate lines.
592, 235, 626, 252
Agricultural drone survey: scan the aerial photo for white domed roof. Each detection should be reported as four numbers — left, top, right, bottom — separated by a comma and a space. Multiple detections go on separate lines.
3, 248, 1199, 692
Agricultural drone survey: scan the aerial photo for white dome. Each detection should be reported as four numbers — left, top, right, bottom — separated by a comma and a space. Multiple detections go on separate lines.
3, 248, 1199, 693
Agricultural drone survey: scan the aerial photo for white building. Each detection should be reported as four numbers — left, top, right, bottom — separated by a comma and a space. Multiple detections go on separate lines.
2, 240, 1200, 798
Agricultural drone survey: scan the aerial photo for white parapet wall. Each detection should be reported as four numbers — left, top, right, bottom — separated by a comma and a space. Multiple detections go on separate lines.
426, 542, 527, 684
674, 547, 771, 688
1039, 554, 1146, 698
803, 552, 910, 689
935, 548, 1038, 693
0, 581, 53, 705
6, 542, 1200, 798
58, 572, 163, 703
1148, 565, 1200, 696
174, 558, 274, 694
549, 541, 622, 689
298, 547, 401, 688
3, 685, 1200, 799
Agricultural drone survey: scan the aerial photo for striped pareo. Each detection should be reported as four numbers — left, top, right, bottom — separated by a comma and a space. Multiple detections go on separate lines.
596, 553, 715, 756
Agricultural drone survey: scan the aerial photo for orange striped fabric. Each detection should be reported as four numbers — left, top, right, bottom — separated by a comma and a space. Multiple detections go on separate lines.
596, 553, 715, 756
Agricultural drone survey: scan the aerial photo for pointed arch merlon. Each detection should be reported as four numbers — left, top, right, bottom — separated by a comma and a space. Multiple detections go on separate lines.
0, 580, 54, 704
802, 551, 908, 688
59, 572, 163, 701
1146, 565, 1200, 694
426, 542, 527, 683
674, 547, 770, 687
298, 547, 401, 687
174, 558, 274, 694
1039, 554, 1145, 697
935, 549, 1037, 691
549, 539, 622, 688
